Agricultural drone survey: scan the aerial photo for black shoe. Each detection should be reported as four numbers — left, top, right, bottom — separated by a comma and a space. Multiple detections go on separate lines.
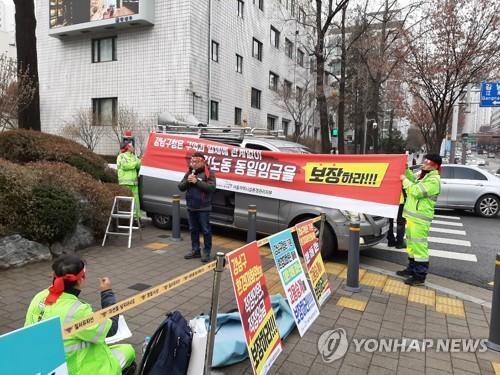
387, 241, 396, 247
404, 276, 425, 286
396, 269, 412, 277
184, 251, 201, 259
395, 242, 406, 249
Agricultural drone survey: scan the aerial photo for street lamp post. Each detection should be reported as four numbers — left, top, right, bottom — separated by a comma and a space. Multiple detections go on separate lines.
364, 118, 377, 154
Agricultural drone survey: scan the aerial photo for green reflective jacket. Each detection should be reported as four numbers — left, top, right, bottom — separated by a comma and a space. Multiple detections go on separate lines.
402, 169, 441, 224
117, 151, 141, 186
25, 289, 120, 375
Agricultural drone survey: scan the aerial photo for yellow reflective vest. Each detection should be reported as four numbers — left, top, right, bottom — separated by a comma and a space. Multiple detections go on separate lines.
25, 289, 121, 375
117, 151, 141, 186
402, 169, 441, 224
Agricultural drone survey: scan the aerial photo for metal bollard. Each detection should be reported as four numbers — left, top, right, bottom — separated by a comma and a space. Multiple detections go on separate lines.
486, 253, 500, 351
247, 205, 257, 243
204, 252, 226, 374
170, 194, 183, 242
343, 221, 362, 293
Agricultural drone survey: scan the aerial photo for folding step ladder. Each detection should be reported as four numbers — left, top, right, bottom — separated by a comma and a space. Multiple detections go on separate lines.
102, 196, 142, 248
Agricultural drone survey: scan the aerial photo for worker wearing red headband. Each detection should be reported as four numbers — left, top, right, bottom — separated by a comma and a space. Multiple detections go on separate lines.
25, 255, 136, 374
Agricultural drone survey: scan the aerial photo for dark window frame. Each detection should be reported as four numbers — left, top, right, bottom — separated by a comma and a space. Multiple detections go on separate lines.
210, 100, 219, 121
91, 36, 117, 63
252, 38, 263, 61
92, 97, 117, 126
237, 0, 244, 18
251, 88, 261, 109
235, 107, 242, 125
269, 71, 279, 91
285, 38, 293, 59
236, 54, 243, 73
211, 40, 219, 62
270, 26, 280, 48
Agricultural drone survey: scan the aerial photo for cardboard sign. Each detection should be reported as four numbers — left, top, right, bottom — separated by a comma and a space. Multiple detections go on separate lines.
227, 242, 282, 375
0, 317, 68, 374
295, 219, 331, 306
268, 230, 320, 336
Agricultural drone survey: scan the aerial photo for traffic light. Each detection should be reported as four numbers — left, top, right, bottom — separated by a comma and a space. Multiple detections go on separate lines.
332, 128, 339, 137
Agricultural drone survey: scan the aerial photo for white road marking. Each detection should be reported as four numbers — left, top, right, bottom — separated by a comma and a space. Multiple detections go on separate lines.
429, 227, 467, 235
371, 243, 477, 262
431, 220, 463, 227
427, 236, 471, 247
434, 214, 461, 220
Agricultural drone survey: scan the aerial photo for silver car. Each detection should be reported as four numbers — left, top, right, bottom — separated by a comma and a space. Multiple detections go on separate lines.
438, 164, 500, 217
140, 128, 389, 259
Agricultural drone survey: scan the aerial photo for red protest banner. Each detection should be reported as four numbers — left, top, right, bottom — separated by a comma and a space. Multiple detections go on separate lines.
226, 242, 282, 375
141, 133, 406, 217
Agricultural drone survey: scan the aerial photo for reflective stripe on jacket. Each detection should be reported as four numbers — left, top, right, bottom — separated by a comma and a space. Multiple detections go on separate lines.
117, 151, 141, 186
25, 289, 120, 375
402, 169, 441, 224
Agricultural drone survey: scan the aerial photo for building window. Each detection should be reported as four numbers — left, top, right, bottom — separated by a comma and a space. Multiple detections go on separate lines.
269, 72, 279, 91
285, 38, 293, 59
283, 80, 292, 97
235, 107, 242, 125
290, 0, 295, 16
296, 86, 303, 101
92, 97, 117, 125
237, 0, 244, 18
252, 38, 263, 61
236, 54, 243, 73
211, 41, 219, 62
267, 116, 276, 130
282, 120, 290, 135
210, 100, 219, 121
298, 7, 306, 24
92, 36, 116, 63
253, 0, 263, 11
270, 26, 280, 48
251, 88, 261, 109
297, 49, 304, 67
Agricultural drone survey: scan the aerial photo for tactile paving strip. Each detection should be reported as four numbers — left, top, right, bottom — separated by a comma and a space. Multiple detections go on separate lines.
324, 262, 347, 276
339, 267, 367, 280
408, 286, 436, 306
435, 295, 465, 317
145, 242, 169, 250
382, 278, 410, 297
492, 362, 500, 375
337, 296, 367, 311
360, 273, 388, 289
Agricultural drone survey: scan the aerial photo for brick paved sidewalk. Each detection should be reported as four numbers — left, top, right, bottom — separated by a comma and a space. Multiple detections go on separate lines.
1, 221, 499, 374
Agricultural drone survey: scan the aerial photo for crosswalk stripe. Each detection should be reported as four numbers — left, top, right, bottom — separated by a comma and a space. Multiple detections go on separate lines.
427, 236, 471, 247
431, 220, 463, 227
372, 243, 477, 262
433, 214, 461, 220
429, 227, 467, 235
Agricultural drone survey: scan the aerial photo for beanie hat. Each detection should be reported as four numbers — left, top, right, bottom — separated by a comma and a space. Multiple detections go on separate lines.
424, 153, 442, 166
423, 153, 442, 175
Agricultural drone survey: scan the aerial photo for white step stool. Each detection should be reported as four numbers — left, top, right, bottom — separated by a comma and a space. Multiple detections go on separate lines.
102, 196, 142, 248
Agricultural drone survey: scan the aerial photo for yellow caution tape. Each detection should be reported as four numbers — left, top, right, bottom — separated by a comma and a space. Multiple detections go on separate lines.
62, 261, 216, 338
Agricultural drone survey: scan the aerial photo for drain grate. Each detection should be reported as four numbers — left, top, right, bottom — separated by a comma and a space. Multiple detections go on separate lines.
128, 283, 152, 291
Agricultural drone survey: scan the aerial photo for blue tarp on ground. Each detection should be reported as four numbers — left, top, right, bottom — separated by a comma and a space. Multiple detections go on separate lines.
200, 294, 296, 368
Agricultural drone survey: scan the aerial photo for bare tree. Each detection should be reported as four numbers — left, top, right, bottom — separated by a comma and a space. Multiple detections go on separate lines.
13, 0, 40, 131
273, 73, 318, 142
398, 0, 500, 153
0, 54, 36, 132
61, 108, 105, 151
106, 104, 151, 156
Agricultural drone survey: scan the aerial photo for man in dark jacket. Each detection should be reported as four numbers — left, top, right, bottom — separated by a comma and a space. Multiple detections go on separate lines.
178, 152, 217, 262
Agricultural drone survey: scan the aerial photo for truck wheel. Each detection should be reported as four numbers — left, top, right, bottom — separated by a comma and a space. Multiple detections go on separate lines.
151, 213, 173, 230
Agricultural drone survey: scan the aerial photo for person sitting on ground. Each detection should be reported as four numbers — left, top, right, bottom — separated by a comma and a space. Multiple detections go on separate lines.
25, 254, 136, 375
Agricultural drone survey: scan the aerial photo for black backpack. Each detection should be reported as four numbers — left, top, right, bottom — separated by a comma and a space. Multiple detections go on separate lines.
138, 311, 193, 375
